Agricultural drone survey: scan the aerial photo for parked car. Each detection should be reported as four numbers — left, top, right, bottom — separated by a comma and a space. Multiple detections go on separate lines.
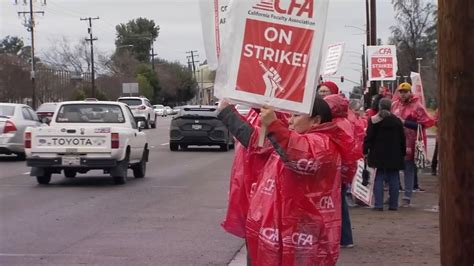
117, 96, 157, 128
172, 106, 182, 115
25, 101, 148, 185
36, 102, 58, 124
169, 105, 234, 151
0, 103, 43, 160
154, 104, 166, 117
164, 106, 173, 116
235, 104, 251, 117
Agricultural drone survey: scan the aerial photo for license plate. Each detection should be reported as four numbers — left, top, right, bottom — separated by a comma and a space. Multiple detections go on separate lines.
62, 156, 81, 166
192, 124, 202, 130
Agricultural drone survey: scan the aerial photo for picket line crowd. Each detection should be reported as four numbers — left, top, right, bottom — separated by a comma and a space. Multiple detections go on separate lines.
216, 81, 436, 265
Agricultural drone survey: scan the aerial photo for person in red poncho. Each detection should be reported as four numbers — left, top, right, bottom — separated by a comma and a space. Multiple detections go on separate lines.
218, 97, 342, 265
391, 82, 435, 207
324, 94, 363, 249
221, 109, 288, 239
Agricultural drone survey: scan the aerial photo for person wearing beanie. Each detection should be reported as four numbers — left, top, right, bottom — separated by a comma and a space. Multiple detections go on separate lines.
364, 98, 406, 210
391, 82, 435, 207
318, 81, 340, 97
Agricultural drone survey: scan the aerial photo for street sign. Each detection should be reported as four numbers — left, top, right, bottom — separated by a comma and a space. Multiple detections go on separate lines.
122, 83, 139, 95
368, 45, 398, 81
322, 42, 345, 77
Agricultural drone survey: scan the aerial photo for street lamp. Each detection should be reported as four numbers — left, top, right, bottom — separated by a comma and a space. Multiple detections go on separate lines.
416, 57, 423, 74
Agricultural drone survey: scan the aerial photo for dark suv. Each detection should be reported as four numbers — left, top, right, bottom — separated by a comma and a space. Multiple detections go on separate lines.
169, 105, 234, 151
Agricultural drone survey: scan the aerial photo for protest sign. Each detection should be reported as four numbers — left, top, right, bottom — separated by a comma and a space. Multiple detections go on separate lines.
351, 159, 375, 206
214, 0, 329, 114
410, 72, 426, 106
368, 45, 398, 81
199, 0, 231, 70
322, 42, 345, 77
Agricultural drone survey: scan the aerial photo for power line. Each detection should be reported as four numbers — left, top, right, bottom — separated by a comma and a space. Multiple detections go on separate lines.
15, 0, 46, 109
80, 16, 99, 98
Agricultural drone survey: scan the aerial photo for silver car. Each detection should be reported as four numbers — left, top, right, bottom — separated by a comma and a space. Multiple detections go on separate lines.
0, 103, 43, 159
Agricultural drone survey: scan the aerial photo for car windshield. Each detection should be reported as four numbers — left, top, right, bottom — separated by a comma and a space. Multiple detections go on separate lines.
56, 104, 125, 123
0, 105, 15, 117
154, 105, 164, 109
118, 99, 142, 106
37, 103, 57, 112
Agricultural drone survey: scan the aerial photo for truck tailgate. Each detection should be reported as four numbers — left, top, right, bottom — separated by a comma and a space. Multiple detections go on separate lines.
30, 126, 112, 154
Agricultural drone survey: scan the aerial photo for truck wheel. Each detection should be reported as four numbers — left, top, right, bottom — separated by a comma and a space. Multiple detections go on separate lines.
132, 150, 147, 178
169, 143, 179, 151
113, 157, 129, 185
64, 170, 77, 178
36, 173, 52, 185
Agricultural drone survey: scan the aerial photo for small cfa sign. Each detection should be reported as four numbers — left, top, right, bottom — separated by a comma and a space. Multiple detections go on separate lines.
368, 45, 398, 81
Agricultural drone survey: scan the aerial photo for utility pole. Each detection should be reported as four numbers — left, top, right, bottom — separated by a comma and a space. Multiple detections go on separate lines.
150, 46, 157, 71
438, 0, 474, 265
80, 17, 99, 98
16, 0, 46, 109
186, 50, 199, 103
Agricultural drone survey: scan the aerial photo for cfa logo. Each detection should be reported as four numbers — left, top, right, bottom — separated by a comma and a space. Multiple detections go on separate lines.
262, 179, 276, 194
260, 227, 279, 243
296, 159, 319, 173
254, 0, 314, 19
283, 232, 314, 247
377, 48, 392, 55
319, 196, 335, 209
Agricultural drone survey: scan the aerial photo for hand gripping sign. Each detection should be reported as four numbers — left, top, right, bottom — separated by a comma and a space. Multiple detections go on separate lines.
215, 0, 329, 114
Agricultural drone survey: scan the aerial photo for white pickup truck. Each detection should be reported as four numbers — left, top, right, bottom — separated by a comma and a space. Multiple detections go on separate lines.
25, 101, 148, 185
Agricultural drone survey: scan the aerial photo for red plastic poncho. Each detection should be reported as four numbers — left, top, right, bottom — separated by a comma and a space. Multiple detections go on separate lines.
221, 109, 289, 238
246, 120, 342, 266
324, 95, 362, 185
391, 96, 435, 160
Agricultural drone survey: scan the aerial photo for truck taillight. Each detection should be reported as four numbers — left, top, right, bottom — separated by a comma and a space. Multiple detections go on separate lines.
3, 120, 17, 133
111, 133, 119, 149
138, 105, 146, 110
24, 132, 32, 149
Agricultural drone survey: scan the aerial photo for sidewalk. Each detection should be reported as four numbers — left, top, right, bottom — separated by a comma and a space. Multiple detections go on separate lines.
229, 172, 440, 265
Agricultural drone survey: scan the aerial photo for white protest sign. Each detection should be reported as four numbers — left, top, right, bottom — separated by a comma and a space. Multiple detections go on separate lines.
351, 159, 375, 206
214, 0, 330, 114
410, 72, 426, 106
199, 0, 232, 70
368, 45, 398, 81
322, 42, 345, 77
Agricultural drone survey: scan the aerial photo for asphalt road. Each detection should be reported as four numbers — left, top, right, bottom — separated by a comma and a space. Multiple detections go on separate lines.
0, 116, 243, 265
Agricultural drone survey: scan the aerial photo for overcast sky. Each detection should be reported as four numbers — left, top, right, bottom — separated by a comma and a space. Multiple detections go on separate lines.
1, 0, 399, 93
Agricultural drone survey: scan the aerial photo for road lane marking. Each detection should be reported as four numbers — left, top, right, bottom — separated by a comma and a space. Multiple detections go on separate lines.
160, 143, 169, 146
23, 172, 30, 175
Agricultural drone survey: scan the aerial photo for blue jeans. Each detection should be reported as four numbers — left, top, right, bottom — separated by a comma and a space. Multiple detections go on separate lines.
404, 160, 416, 201
341, 185, 353, 245
374, 169, 400, 209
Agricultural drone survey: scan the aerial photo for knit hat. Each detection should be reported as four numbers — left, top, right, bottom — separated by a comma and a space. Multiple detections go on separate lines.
398, 82, 412, 91
320, 81, 339, 95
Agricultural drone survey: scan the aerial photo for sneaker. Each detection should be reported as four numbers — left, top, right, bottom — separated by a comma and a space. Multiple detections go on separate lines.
402, 199, 411, 207
388, 207, 398, 211
414, 188, 426, 192
340, 244, 355, 248
373, 207, 383, 211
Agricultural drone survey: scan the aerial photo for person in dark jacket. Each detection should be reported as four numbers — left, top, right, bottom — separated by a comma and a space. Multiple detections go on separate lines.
363, 98, 406, 210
